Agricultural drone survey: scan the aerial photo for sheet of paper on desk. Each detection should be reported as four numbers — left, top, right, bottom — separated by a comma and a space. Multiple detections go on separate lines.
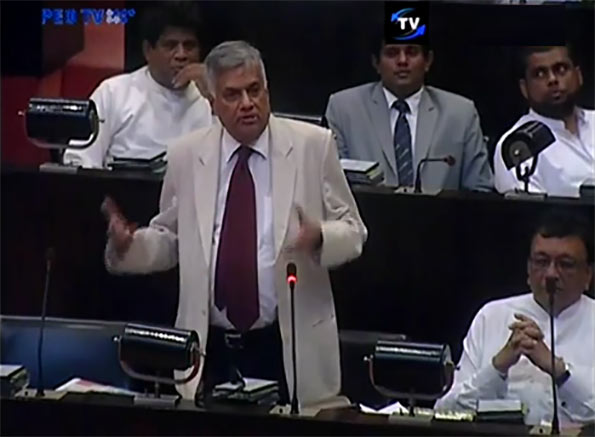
56, 377, 137, 396
215, 378, 277, 393
360, 401, 408, 415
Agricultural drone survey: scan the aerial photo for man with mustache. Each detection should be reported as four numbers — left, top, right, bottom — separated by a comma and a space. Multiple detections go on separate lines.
324, 40, 493, 192
103, 41, 367, 405
64, 2, 212, 169
494, 45, 594, 197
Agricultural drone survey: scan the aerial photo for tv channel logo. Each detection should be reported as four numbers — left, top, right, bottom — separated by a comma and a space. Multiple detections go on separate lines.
384, 2, 429, 44
41, 8, 136, 25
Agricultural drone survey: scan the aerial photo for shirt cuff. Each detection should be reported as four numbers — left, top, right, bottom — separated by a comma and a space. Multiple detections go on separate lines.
473, 362, 509, 398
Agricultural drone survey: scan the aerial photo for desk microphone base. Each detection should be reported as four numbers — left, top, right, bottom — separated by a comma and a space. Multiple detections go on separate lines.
134, 393, 180, 408
270, 396, 351, 417
388, 408, 433, 426
504, 190, 546, 201
39, 162, 79, 174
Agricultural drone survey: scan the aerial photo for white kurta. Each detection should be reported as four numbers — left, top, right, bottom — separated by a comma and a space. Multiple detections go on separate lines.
494, 108, 595, 198
63, 66, 212, 168
435, 293, 595, 426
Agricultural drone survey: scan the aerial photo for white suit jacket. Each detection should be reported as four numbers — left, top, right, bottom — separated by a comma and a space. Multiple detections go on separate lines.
105, 115, 368, 405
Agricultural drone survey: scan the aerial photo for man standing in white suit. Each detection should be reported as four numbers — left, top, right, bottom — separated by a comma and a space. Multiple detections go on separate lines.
103, 41, 368, 406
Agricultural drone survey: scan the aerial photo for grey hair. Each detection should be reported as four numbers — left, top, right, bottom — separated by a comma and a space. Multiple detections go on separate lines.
204, 41, 268, 96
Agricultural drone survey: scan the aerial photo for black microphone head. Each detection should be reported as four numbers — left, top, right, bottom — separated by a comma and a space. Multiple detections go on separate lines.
444, 155, 456, 166
546, 277, 558, 295
287, 263, 297, 278
501, 121, 555, 169
45, 248, 55, 263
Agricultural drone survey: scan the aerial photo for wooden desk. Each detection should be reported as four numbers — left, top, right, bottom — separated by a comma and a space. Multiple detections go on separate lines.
1, 393, 532, 436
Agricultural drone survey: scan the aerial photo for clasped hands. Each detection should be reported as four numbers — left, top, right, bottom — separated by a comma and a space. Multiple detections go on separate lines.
492, 313, 566, 379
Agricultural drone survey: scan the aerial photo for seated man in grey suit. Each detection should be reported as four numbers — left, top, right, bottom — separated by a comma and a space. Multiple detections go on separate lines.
324, 40, 494, 192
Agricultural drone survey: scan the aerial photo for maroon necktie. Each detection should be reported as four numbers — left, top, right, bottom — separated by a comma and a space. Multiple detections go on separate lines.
214, 146, 259, 332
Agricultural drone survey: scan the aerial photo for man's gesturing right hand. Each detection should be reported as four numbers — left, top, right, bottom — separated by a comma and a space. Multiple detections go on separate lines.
101, 196, 137, 258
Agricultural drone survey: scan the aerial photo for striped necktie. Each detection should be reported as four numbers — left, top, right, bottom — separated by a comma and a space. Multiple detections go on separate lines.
393, 99, 413, 187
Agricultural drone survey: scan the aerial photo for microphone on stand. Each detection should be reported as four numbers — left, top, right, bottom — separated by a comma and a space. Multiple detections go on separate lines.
36, 248, 55, 397
546, 276, 560, 435
286, 263, 299, 415
414, 155, 456, 193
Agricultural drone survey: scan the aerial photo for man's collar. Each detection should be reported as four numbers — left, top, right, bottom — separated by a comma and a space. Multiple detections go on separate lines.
530, 292, 584, 319
382, 85, 424, 113
222, 126, 269, 163
528, 106, 586, 132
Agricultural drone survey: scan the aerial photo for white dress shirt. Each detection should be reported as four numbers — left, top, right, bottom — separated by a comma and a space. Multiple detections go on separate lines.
209, 127, 277, 330
494, 108, 595, 198
435, 293, 595, 426
383, 85, 423, 155
63, 66, 212, 168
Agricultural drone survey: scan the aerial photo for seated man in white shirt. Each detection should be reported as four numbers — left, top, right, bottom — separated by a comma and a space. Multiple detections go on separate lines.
63, 2, 212, 169
494, 45, 594, 197
435, 209, 594, 426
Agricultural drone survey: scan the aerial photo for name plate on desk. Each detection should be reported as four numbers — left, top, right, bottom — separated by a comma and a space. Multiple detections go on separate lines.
39, 162, 79, 174
476, 399, 526, 424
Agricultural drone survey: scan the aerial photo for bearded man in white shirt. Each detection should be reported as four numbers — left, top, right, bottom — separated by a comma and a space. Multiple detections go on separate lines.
494, 45, 594, 197
63, 2, 212, 169
435, 209, 594, 426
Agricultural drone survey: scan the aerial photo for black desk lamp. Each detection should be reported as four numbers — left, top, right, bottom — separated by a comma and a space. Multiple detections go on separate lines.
24, 98, 100, 148
366, 340, 455, 421
21, 97, 100, 170
501, 120, 555, 196
116, 324, 203, 407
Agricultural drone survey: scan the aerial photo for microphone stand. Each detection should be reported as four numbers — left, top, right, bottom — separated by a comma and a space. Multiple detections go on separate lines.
289, 277, 299, 415
546, 277, 560, 435
36, 249, 54, 397
514, 155, 539, 195
18, 249, 65, 400
414, 159, 428, 193
413, 156, 456, 194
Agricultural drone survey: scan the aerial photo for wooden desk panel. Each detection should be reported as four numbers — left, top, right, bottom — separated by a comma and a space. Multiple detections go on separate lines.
2, 167, 593, 360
